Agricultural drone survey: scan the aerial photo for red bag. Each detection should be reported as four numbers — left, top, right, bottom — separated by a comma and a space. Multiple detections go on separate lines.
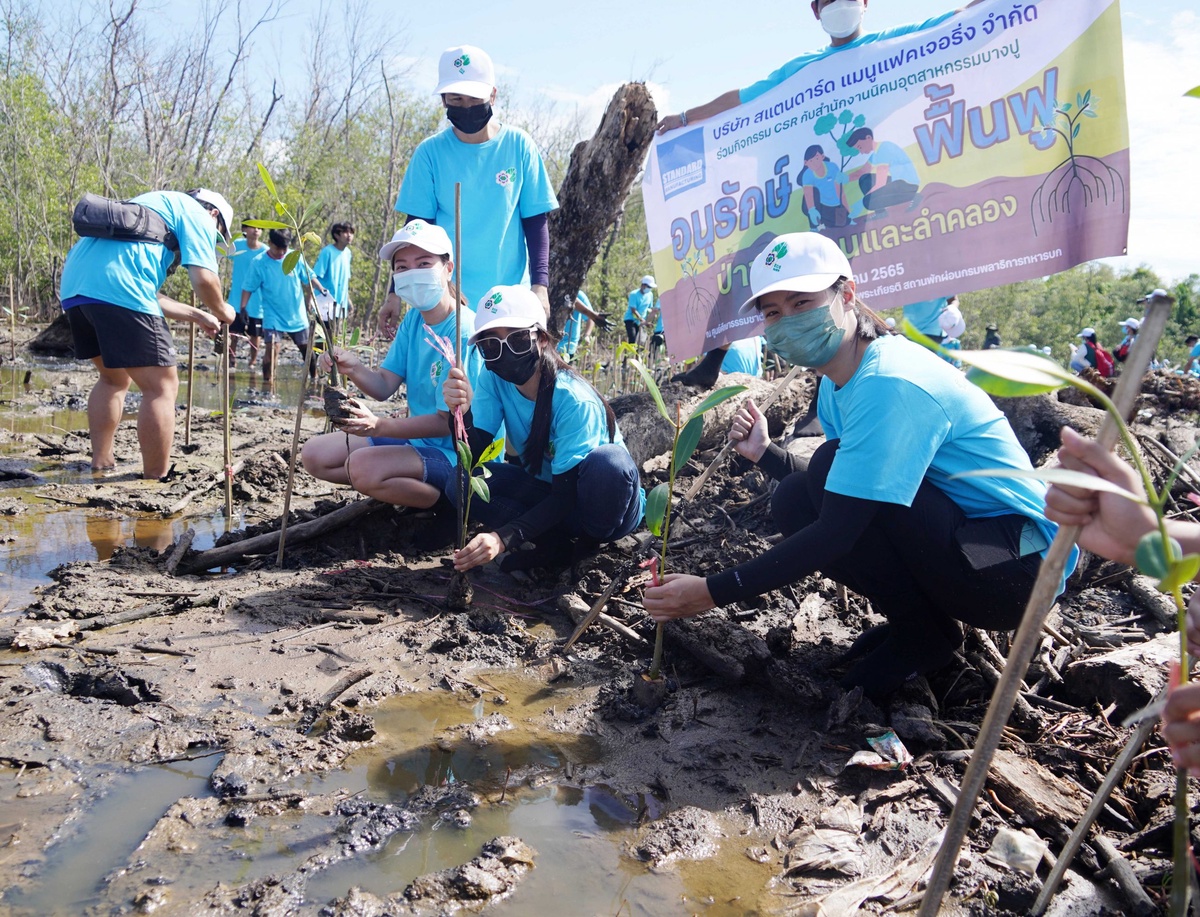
1094, 344, 1114, 378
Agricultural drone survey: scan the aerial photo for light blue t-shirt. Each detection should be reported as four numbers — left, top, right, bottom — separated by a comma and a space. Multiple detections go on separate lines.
60, 191, 221, 316
801, 161, 848, 208
739, 13, 957, 103
242, 251, 312, 334
379, 306, 483, 463
313, 244, 353, 312
625, 288, 653, 323
720, 336, 764, 376
558, 290, 591, 357
229, 239, 266, 319
902, 298, 949, 336
396, 124, 558, 308
654, 310, 664, 334
472, 370, 634, 493
816, 334, 1077, 593
865, 140, 920, 187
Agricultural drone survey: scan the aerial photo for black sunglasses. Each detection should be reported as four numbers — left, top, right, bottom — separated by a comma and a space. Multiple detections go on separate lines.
476, 328, 536, 362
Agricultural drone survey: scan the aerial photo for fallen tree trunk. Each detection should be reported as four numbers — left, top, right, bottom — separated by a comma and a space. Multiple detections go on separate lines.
547, 83, 657, 337
179, 498, 386, 574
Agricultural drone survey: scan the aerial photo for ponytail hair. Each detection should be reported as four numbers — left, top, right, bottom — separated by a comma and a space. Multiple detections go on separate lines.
524, 331, 617, 478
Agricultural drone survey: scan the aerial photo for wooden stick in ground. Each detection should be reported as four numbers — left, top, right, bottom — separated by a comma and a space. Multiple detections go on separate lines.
182, 497, 384, 574
453, 182, 466, 552
1030, 707, 1158, 915
683, 364, 804, 502
185, 294, 197, 447
562, 538, 654, 652
221, 327, 234, 524
297, 668, 373, 734
8, 274, 15, 362
917, 295, 1172, 917
277, 315, 321, 568
164, 460, 246, 516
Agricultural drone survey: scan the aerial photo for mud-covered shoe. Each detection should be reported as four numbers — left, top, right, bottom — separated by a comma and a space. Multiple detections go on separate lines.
834, 623, 892, 667
839, 625, 958, 702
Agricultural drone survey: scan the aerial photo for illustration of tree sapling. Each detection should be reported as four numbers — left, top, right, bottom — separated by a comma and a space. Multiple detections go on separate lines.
680, 250, 716, 331
1030, 89, 1126, 237
812, 108, 868, 170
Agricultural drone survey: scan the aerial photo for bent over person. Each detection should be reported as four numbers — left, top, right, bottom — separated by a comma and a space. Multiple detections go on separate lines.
59, 188, 236, 478
643, 232, 1076, 700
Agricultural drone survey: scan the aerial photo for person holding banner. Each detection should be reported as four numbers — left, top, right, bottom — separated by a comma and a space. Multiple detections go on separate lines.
643, 231, 1074, 700
658, 0, 983, 390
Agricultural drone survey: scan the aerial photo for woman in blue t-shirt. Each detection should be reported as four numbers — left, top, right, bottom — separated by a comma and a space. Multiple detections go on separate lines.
443, 285, 645, 573
800, 144, 850, 230
644, 231, 1075, 700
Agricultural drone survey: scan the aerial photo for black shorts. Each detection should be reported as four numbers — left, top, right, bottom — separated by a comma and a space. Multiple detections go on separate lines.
65, 302, 177, 368
230, 312, 263, 338
264, 327, 311, 348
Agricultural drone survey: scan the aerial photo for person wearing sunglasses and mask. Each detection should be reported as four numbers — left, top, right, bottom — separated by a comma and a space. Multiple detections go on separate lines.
442, 286, 645, 574
300, 221, 482, 517
643, 232, 1075, 700
658, 0, 983, 391
378, 45, 557, 345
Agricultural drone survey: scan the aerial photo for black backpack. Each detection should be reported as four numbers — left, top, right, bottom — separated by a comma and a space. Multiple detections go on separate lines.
72, 193, 181, 273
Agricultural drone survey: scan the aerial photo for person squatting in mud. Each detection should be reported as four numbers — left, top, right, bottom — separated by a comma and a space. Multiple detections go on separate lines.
300, 221, 481, 517
643, 231, 1076, 700
442, 285, 646, 574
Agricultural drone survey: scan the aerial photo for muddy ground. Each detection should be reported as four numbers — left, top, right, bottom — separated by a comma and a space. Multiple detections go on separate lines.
3, 326, 1200, 916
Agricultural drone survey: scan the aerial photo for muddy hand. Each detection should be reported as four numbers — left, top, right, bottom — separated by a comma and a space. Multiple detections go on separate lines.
643, 573, 715, 622
453, 531, 503, 572
331, 398, 377, 435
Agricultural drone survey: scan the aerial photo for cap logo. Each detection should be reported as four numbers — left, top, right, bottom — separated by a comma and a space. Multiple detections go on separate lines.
482, 292, 503, 313
496, 168, 516, 187
454, 54, 470, 73
764, 241, 789, 273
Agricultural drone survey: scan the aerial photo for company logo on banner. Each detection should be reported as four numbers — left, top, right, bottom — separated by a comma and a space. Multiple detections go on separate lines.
642, 0, 1130, 361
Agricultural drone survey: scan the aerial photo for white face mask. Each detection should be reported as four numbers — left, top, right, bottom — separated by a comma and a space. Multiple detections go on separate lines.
392, 266, 446, 312
820, 0, 864, 39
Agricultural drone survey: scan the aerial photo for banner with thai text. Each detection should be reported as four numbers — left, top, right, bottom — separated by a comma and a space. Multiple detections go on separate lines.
642, 0, 1129, 360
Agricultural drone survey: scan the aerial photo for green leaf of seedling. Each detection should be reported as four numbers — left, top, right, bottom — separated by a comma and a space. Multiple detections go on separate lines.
1187, 86, 1200, 99
274, 200, 287, 217
685, 384, 748, 425
469, 474, 490, 503
630, 358, 672, 424
257, 162, 278, 199
1160, 554, 1200, 594
479, 438, 505, 465
958, 350, 1074, 393
950, 466, 1149, 504
645, 482, 669, 537
674, 416, 704, 470
348, 327, 361, 347
1135, 532, 1181, 582
456, 439, 473, 470
283, 250, 301, 275
301, 231, 322, 247
242, 219, 290, 230
965, 364, 1064, 397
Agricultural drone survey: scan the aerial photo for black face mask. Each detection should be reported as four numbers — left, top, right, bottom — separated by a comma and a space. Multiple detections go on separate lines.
446, 102, 492, 135
489, 348, 540, 386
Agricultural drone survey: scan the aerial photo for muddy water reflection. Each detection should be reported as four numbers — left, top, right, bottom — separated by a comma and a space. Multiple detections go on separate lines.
307, 676, 773, 915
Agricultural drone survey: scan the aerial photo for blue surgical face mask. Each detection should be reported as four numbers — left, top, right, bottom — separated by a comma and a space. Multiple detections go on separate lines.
392, 266, 445, 312
762, 297, 845, 367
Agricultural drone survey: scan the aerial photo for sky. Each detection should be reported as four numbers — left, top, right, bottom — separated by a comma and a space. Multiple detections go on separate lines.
72, 0, 1200, 284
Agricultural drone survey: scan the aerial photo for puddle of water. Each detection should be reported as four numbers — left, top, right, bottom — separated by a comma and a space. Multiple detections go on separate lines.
4, 753, 223, 916
304, 674, 775, 915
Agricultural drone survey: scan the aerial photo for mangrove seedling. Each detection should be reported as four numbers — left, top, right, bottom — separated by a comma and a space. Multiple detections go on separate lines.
630, 357, 745, 705
904, 313, 1197, 917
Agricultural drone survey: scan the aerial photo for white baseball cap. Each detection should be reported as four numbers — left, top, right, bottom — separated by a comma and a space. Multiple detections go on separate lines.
188, 188, 233, 244
470, 285, 546, 345
738, 232, 852, 315
1119, 317, 1142, 330
640, 275, 657, 289
1077, 327, 1096, 338
938, 302, 966, 339
1136, 288, 1169, 303
435, 45, 495, 99
378, 220, 454, 262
